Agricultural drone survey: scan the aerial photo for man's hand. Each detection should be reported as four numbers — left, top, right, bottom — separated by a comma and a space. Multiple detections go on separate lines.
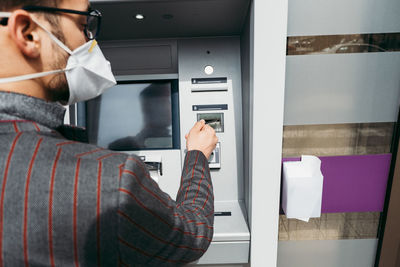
185, 120, 218, 159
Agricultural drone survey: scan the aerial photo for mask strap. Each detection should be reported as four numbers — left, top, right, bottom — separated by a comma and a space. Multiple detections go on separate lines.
0, 12, 12, 18
30, 16, 73, 55
0, 69, 68, 84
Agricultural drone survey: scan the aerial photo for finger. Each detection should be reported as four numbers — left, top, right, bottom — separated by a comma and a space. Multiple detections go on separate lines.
193, 119, 205, 131
185, 134, 188, 139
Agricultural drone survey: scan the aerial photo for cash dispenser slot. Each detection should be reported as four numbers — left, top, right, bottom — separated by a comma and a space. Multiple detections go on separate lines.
214, 211, 232, 216
140, 155, 163, 183
191, 77, 228, 92
145, 162, 163, 176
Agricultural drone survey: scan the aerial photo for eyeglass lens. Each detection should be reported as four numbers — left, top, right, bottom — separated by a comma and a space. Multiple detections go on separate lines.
86, 15, 99, 40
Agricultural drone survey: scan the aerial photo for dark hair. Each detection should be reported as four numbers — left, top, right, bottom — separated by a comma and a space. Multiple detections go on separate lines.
1, 1, 59, 11
1, 0, 64, 42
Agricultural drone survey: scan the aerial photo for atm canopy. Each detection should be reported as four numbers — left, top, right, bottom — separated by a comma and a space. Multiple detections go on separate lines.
91, 0, 251, 40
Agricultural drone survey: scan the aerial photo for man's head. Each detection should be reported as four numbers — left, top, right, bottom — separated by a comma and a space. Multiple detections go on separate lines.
0, 0, 90, 102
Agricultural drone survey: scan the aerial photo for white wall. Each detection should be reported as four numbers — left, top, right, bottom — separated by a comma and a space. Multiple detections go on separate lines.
250, 0, 288, 266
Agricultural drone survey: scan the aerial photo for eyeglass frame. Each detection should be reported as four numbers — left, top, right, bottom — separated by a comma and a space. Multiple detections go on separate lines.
0, 5, 102, 40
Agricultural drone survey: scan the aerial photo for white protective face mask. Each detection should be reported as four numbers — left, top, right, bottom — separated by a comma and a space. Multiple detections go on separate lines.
0, 12, 116, 105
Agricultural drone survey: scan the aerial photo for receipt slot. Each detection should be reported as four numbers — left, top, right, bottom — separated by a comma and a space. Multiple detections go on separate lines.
208, 143, 221, 169
71, 0, 255, 265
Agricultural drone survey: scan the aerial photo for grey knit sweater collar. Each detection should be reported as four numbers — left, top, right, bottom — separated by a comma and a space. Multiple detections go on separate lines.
0, 91, 65, 130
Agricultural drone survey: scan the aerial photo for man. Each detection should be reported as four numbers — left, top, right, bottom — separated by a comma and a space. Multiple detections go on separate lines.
0, 0, 217, 266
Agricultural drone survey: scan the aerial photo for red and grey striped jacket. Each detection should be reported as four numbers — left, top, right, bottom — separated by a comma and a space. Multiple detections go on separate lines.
0, 92, 214, 266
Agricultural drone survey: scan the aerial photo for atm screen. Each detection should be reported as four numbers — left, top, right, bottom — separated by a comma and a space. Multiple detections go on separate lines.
83, 80, 180, 150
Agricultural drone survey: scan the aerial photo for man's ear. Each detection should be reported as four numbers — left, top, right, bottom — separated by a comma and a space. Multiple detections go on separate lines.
7, 10, 41, 58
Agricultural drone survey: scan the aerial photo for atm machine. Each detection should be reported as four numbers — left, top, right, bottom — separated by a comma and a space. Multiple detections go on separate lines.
70, 0, 254, 265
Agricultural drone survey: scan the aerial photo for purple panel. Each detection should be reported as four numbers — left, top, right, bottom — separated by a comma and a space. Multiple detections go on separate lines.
282, 154, 391, 213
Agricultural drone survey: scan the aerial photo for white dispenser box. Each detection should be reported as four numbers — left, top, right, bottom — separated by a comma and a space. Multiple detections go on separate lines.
282, 155, 324, 222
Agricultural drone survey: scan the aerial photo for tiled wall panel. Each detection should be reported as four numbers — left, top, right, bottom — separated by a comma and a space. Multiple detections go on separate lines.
284, 53, 400, 125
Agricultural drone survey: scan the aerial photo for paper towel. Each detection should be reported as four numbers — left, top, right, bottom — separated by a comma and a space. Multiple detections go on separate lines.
282, 155, 324, 222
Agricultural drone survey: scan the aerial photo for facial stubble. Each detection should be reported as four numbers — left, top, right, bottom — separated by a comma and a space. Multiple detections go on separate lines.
44, 21, 70, 104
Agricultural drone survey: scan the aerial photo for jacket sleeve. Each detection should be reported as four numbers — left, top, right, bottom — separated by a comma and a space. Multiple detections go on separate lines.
117, 150, 214, 266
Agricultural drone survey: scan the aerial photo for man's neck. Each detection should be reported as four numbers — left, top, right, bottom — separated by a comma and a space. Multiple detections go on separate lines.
0, 81, 47, 100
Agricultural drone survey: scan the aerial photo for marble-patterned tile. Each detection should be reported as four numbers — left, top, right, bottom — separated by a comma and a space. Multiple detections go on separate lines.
280, 215, 288, 231
278, 215, 289, 241
286, 218, 321, 240
278, 216, 284, 230
373, 212, 381, 220
293, 229, 320, 240
311, 217, 321, 227
348, 219, 379, 238
318, 229, 326, 240
320, 219, 358, 240
342, 212, 359, 221
282, 123, 393, 157
278, 227, 289, 241
294, 229, 321, 240
343, 212, 377, 221
280, 213, 380, 240
286, 218, 297, 240
359, 212, 380, 221
323, 213, 345, 221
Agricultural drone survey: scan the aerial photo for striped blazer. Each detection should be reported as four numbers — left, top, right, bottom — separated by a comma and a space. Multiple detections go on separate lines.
0, 92, 214, 266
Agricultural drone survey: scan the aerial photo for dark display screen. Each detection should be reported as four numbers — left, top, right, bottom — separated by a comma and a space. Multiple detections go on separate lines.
85, 80, 179, 150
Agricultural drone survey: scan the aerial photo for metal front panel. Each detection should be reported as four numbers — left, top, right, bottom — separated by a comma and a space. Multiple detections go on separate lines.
193, 241, 250, 265
178, 37, 244, 202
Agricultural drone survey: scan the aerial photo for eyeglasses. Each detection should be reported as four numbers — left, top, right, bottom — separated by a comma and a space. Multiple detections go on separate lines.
0, 6, 102, 40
